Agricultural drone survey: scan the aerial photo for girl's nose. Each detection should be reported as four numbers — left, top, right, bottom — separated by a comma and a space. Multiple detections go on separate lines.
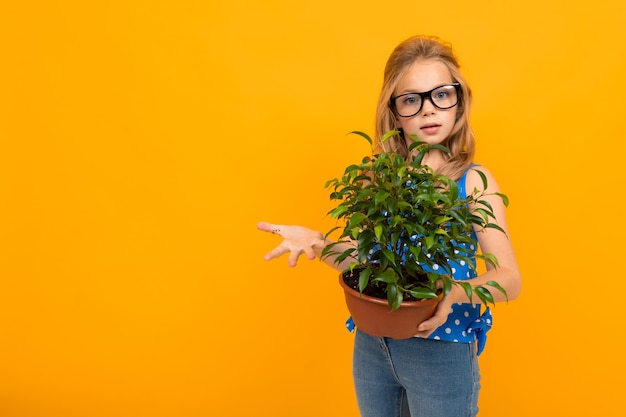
419, 97, 436, 115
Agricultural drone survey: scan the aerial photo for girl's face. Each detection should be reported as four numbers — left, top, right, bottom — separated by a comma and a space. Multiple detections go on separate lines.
393, 60, 457, 147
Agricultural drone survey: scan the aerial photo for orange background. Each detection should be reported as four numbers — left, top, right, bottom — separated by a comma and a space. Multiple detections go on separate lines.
1, 1, 625, 416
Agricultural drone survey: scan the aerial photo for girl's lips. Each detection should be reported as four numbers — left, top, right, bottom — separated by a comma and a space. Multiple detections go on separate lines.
420, 124, 441, 134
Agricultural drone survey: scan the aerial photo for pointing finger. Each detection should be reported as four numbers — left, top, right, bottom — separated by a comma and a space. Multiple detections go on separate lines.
257, 221, 283, 236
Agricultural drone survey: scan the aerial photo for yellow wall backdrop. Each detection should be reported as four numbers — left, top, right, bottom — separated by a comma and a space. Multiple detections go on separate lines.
1, 1, 625, 416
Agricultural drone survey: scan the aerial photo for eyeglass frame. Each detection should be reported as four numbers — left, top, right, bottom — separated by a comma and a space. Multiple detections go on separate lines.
390, 83, 461, 118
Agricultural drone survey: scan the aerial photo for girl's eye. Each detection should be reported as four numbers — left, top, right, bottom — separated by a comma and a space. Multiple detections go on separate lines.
435, 91, 448, 99
404, 95, 419, 105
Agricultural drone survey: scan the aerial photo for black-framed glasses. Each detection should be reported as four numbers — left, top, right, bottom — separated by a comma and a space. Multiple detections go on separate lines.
390, 83, 461, 117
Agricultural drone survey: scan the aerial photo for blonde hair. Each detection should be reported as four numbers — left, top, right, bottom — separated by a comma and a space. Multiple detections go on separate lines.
375, 35, 475, 180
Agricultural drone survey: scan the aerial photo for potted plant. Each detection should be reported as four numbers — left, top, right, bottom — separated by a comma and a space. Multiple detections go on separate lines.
321, 130, 508, 339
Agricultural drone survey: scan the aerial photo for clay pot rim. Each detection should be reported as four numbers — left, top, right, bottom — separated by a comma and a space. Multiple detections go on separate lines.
339, 274, 442, 309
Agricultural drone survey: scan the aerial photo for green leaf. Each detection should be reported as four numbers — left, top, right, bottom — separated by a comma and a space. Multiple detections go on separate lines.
329, 206, 348, 219
475, 169, 488, 190
374, 224, 383, 241
476, 199, 494, 212
380, 129, 401, 144
447, 178, 458, 201
348, 131, 372, 146
485, 280, 508, 300
390, 215, 404, 228
457, 281, 474, 302
448, 210, 468, 227
387, 284, 403, 311
408, 245, 422, 261
479, 253, 500, 269
495, 192, 509, 207
442, 275, 452, 296
324, 178, 338, 188
429, 143, 451, 154
393, 290, 404, 311
347, 212, 366, 227
375, 190, 390, 205
485, 223, 507, 235
474, 286, 495, 305
374, 269, 398, 284
336, 248, 357, 264
343, 164, 361, 175
387, 283, 397, 302
474, 208, 492, 222
434, 215, 451, 225
382, 249, 396, 265
357, 244, 371, 263
358, 269, 373, 292
407, 288, 438, 299
323, 226, 341, 240
434, 228, 449, 236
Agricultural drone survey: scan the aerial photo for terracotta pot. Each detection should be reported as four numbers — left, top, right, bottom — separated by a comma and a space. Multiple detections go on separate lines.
339, 274, 441, 339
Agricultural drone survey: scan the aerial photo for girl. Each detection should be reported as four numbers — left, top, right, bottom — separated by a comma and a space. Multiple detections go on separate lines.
258, 35, 521, 417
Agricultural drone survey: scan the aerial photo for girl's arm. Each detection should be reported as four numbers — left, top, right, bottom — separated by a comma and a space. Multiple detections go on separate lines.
461, 166, 522, 302
415, 166, 522, 336
257, 222, 356, 271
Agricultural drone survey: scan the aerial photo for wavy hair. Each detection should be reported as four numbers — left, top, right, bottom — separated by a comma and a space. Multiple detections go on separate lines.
375, 35, 475, 180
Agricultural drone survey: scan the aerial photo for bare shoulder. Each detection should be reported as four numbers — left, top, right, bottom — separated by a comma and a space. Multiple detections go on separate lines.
464, 165, 501, 194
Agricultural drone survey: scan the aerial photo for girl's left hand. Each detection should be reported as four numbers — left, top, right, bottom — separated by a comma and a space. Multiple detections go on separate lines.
413, 288, 458, 338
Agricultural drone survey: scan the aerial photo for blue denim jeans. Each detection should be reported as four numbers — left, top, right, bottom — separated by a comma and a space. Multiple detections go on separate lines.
353, 329, 480, 417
